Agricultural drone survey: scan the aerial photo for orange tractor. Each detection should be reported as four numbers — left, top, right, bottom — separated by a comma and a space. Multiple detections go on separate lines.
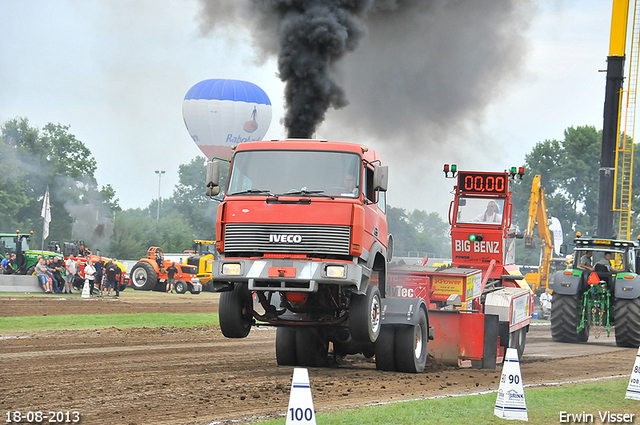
129, 247, 201, 293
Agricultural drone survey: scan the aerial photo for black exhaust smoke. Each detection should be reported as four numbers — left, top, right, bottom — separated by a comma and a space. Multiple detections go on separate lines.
263, 1, 373, 138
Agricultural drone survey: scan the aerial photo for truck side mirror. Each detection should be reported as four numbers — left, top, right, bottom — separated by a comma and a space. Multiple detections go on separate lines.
559, 244, 567, 255
373, 165, 388, 192
206, 161, 220, 196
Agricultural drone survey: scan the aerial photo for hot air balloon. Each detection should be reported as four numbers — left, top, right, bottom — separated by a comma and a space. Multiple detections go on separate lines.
182, 79, 272, 159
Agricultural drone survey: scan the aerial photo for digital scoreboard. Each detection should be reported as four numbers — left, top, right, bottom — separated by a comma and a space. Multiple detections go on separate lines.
457, 172, 508, 195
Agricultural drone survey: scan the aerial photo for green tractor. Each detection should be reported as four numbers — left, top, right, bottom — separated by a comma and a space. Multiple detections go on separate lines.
0, 231, 62, 274
551, 236, 640, 347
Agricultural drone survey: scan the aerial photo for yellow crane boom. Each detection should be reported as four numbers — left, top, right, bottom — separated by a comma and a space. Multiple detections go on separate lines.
524, 175, 555, 294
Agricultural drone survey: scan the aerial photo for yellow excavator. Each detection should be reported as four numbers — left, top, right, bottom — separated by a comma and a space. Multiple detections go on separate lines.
523, 175, 556, 294
186, 239, 217, 291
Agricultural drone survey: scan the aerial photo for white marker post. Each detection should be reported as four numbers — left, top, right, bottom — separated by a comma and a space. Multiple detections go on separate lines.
494, 348, 528, 421
625, 347, 640, 400
285, 368, 316, 425
81, 279, 91, 298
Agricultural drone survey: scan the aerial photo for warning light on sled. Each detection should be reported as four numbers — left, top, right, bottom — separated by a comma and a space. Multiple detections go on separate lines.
509, 166, 525, 180
469, 234, 483, 242
443, 163, 458, 178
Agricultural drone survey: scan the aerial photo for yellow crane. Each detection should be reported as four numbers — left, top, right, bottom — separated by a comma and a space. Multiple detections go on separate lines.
524, 175, 555, 294
613, 0, 640, 241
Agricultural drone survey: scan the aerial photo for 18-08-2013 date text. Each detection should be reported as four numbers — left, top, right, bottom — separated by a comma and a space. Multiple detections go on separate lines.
5, 411, 80, 423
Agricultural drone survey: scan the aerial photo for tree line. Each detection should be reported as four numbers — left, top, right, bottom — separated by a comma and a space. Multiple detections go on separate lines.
2, 117, 638, 264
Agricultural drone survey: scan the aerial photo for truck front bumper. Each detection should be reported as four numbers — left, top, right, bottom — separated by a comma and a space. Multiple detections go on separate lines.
211, 259, 367, 293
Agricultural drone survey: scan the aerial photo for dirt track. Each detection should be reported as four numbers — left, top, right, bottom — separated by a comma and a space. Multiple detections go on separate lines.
0, 294, 637, 425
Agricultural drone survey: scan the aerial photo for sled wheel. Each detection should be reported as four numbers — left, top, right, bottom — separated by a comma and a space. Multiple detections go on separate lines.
394, 308, 428, 373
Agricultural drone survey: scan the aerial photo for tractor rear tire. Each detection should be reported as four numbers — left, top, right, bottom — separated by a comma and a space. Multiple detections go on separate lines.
374, 326, 396, 371
394, 308, 428, 373
175, 280, 188, 294
295, 328, 329, 367
219, 283, 252, 338
276, 327, 298, 366
614, 297, 640, 348
129, 262, 157, 291
350, 284, 382, 343
551, 293, 589, 343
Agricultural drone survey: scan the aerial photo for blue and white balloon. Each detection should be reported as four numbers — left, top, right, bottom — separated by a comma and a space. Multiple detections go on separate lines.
182, 79, 272, 158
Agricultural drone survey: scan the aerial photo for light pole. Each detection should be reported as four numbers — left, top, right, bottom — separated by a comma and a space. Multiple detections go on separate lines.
155, 170, 165, 220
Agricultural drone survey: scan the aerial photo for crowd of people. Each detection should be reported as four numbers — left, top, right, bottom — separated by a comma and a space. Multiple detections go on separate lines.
29, 254, 123, 296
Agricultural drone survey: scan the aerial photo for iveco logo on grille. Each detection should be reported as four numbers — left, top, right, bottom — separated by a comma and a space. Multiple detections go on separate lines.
269, 234, 303, 243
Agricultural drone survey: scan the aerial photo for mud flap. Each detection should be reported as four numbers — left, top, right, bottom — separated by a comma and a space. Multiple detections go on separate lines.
380, 297, 427, 326
481, 313, 499, 370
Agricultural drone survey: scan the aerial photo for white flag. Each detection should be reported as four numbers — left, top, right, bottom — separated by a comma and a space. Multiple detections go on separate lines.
41, 186, 51, 241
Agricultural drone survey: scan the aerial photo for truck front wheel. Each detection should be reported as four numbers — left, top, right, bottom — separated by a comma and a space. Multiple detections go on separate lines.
614, 297, 640, 348
219, 283, 253, 338
350, 284, 381, 343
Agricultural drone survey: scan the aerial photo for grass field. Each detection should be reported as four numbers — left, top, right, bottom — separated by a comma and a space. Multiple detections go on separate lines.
258, 378, 638, 425
0, 312, 219, 331
0, 290, 220, 330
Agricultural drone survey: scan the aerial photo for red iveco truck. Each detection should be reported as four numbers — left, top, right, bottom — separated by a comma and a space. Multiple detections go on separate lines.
207, 139, 430, 372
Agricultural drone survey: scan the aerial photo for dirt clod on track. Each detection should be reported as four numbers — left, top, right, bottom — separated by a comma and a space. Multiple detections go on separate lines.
0, 294, 636, 425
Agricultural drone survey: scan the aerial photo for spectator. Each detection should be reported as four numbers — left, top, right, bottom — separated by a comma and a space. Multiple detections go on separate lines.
104, 260, 119, 297
166, 262, 178, 293
72, 260, 84, 292
84, 258, 96, 296
45, 258, 58, 293
539, 288, 552, 320
4, 253, 17, 275
50, 257, 65, 293
0, 254, 9, 274
94, 257, 104, 295
64, 256, 77, 294
35, 258, 53, 293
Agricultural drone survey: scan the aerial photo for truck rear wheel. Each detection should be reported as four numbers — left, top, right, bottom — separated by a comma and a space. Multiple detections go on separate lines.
276, 327, 298, 366
295, 328, 329, 367
551, 293, 589, 343
219, 283, 252, 338
129, 262, 157, 290
374, 326, 396, 371
614, 297, 640, 348
350, 284, 381, 343
394, 308, 428, 373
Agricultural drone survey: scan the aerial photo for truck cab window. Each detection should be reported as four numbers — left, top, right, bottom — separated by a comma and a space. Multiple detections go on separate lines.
364, 166, 375, 203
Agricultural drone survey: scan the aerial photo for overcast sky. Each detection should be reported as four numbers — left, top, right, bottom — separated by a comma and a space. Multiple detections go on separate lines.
0, 0, 619, 218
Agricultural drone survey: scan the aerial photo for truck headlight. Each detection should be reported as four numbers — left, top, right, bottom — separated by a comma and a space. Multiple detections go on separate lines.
222, 263, 242, 275
326, 265, 346, 278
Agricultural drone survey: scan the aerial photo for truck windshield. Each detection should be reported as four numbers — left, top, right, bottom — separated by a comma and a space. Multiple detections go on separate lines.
227, 150, 361, 198
455, 197, 505, 225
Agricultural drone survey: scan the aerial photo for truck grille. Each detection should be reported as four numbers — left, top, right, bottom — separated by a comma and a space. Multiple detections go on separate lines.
223, 224, 351, 255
